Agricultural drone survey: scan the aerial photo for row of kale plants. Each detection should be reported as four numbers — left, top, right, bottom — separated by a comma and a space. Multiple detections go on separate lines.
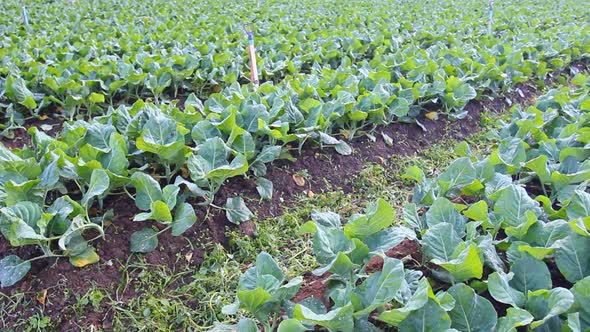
1, 0, 589, 125
0, 0, 589, 291
222, 76, 590, 331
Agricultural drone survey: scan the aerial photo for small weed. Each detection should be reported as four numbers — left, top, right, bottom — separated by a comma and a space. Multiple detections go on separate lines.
25, 314, 51, 332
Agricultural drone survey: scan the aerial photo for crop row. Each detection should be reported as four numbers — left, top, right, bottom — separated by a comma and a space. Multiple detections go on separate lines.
1, 0, 589, 125
223, 77, 590, 331
0, 0, 589, 289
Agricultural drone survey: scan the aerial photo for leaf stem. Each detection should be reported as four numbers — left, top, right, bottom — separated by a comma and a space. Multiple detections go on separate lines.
123, 186, 136, 200
23, 253, 66, 266
208, 203, 227, 211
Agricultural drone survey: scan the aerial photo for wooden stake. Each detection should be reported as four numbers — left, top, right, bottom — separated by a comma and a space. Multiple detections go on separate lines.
247, 30, 259, 88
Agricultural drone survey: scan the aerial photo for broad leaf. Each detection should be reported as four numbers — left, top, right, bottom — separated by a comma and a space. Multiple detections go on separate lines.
571, 276, 590, 330
313, 228, 352, 265
378, 278, 433, 325
487, 272, 525, 307
81, 169, 109, 207
362, 226, 415, 253
84, 122, 115, 153
422, 223, 461, 262
171, 203, 197, 236
447, 283, 497, 332
293, 303, 354, 332
254, 145, 281, 164
425, 197, 466, 237
527, 288, 574, 329
151, 200, 173, 222
397, 299, 452, 332
162, 184, 180, 210
496, 307, 534, 332
438, 157, 476, 193
277, 319, 307, 332
567, 191, 590, 219
69, 247, 100, 267
344, 199, 394, 239
236, 318, 258, 332
313, 252, 357, 277
463, 200, 488, 222
432, 243, 483, 282
0, 255, 31, 288
5, 76, 37, 109
131, 172, 163, 211
225, 197, 253, 224
509, 254, 552, 295
130, 228, 158, 253
493, 185, 540, 229
553, 234, 590, 283
354, 257, 405, 317
97, 132, 129, 174
237, 287, 272, 321
255, 251, 284, 283
136, 115, 185, 161
256, 177, 273, 200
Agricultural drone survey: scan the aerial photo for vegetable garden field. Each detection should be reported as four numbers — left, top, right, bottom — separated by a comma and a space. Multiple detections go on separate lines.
0, 0, 589, 330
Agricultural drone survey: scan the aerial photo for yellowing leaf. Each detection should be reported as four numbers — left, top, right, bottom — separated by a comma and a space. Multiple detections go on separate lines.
89, 92, 105, 104
340, 129, 350, 139
69, 248, 100, 267
425, 112, 439, 120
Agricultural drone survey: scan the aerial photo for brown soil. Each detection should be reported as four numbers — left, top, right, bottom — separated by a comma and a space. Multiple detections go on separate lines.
0, 117, 63, 149
0, 195, 210, 330
0, 64, 584, 330
292, 272, 331, 308
366, 240, 422, 273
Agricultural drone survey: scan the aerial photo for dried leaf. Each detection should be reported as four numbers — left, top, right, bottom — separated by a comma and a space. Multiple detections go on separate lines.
340, 129, 350, 139
185, 252, 193, 262
292, 174, 305, 187
180, 165, 190, 178
307, 190, 315, 198
382, 132, 393, 146
40, 124, 54, 132
36, 289, 48, 305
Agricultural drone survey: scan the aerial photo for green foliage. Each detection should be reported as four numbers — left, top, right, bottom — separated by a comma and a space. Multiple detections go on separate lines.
0, 255, 31, 288
400, 83, 590, 331
227, 82, 590, 330
0, 0, 589, 324
2, 0, 589, 128
224, 199, 420, 331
